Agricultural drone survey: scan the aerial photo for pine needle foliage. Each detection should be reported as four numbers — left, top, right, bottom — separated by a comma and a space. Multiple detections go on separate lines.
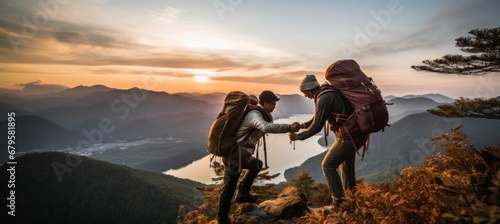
428, 97, 500, 119
412, 27, 500, 75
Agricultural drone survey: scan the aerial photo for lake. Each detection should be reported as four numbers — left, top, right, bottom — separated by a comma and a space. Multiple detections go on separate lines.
164, 114, 330, 184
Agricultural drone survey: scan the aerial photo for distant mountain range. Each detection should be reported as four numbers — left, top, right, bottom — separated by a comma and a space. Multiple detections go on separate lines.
284, 112, 500, 184
386, 97, 443, 123
0, 115, 77, 156
0, 84, 474, 176
0, 152, 204, 224
384, 93, 454, 103
0, 85, 316, 171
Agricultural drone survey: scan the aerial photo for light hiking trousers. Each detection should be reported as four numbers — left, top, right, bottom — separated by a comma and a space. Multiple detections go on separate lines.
322, 134, 369, 203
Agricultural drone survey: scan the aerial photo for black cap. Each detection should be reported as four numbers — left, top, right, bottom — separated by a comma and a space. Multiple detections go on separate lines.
259, 90, 280, 104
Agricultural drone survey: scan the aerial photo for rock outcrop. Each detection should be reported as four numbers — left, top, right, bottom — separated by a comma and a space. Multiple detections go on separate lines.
230, 187, 309, 223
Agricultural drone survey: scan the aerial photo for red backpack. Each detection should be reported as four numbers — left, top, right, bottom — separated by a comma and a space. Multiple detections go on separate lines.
324, 59, 389, 159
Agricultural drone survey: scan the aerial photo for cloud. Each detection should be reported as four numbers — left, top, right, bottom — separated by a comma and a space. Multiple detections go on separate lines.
17, 80, 68, 94
0, 1, 286, 75
90, 67, 197, 78
0, 0, 309, 88
0, 80, 69, 96
348, 0, 500, 58
151, 6, 185, 22
211, 70, 323, 86
51, 22, 139, 50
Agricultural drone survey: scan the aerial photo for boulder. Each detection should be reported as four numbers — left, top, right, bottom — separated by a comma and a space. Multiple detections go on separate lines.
230, 187, 309, 223
258, 187, 309, 219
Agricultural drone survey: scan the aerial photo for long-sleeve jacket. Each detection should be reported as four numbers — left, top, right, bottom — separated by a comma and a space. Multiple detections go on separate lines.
298, 84, 352, 140
236, 104, 292, 154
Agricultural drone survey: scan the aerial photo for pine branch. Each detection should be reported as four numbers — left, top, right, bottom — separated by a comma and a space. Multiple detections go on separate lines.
412, 27, 500, 75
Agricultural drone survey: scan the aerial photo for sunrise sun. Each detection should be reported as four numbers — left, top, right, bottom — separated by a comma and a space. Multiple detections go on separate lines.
194, 75, 210, 82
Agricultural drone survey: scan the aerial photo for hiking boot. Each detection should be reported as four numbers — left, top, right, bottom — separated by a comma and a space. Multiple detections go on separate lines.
323, 202, 342, 214
325, 204, 340, 210
323, 198, 343, 213
217, 217, 231, 224
235, 192, 258, 203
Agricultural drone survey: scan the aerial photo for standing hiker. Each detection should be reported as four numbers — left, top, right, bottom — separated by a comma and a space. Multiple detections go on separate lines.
217, 90, 301, 224
288, 74, 370, 210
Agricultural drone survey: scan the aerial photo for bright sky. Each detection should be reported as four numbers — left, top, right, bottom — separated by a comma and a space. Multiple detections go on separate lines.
1, 0, 499, 98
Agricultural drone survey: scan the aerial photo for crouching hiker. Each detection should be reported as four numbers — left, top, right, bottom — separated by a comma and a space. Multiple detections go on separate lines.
217, 90, 300, 224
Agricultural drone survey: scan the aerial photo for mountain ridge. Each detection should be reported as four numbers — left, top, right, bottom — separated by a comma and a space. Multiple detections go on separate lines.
0, 115, 79, 161
385, 93, 454, 103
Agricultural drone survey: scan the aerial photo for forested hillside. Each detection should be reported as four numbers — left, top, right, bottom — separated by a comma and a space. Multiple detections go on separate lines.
1, 152, 204, 224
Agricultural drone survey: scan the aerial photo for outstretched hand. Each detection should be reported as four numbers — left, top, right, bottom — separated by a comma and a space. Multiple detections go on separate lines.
290, 122, 301, 132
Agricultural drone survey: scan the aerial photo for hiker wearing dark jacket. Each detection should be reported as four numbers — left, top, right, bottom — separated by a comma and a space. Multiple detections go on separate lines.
289, 74, 369, 210
217, 90, 301, 224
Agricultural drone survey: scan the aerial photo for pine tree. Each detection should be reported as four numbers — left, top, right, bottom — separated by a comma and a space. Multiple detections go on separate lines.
412, 27, 500, 75
292, 171, 315, 197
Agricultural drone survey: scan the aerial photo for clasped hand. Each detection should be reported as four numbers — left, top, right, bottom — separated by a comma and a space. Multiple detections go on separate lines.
290, 122, 301, 132
289, 122, 301, 141
288, 132, 299, 141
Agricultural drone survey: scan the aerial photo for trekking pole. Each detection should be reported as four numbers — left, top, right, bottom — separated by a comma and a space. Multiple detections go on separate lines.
323, 124, 329, 146
263, 134, 268, 168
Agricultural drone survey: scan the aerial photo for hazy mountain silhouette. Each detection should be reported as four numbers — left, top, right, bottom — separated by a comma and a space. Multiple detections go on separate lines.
401, 93, 454, 103
384, 95, 397, 101
0, 101, 15, 111
178, 92, 227, 104
0, 86, 222, 171
29, 88, 219, 130
387, 97, 442, 123
0, 101, 28, 118
384, 93, 454, 103
284, 112, 500, 184
53, 84, 113, 97
0, 115, 78, 162
272, 94, 315, 119
9, 85, 114, 111
0, 93, 30, 105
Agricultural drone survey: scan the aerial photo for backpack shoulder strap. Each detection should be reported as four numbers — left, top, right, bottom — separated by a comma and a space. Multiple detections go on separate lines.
246, 105, 272, 122
315, 84, 338, 103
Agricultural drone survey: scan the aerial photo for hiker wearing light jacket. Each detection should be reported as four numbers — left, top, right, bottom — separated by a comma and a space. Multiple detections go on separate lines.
289, 74, 369, 210
217, 90, 301, 224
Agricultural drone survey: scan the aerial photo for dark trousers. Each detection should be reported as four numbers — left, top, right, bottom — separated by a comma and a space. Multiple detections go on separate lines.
217, 154, 263, 223
322, 134, 369, 202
